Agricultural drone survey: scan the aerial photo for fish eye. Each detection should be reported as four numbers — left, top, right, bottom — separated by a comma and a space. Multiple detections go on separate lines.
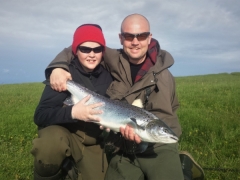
163, 128, 169, 133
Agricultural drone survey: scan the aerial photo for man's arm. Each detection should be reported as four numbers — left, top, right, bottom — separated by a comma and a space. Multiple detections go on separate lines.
45, 46, 74, 91
45, 46, 73, 78
168, 72, 182, 137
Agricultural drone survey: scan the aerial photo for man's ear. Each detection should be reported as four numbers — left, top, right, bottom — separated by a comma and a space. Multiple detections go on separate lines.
119, 33, 123, 45
148, 33, 152, 45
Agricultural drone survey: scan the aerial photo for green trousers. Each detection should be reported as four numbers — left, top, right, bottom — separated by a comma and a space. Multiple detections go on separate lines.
105, 143, 184, 180
31, 125, 108, 180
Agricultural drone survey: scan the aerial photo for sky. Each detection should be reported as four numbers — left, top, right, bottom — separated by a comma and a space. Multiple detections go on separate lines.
0, 0, 239, 84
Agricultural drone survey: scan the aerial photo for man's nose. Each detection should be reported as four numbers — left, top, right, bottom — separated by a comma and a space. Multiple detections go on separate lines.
131, 37, 139, 45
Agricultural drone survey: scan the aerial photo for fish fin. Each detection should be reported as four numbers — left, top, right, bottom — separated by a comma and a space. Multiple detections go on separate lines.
132, 99, 143, 108
135, 142, 148, 153
130, 118, 145, 130
42, 79, 50, 85
63, 97, 74, 106
130, 117, 137, 123
64, 95, 80, 106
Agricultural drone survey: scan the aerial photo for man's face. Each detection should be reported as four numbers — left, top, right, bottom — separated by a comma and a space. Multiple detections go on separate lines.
119, 22, 152, 64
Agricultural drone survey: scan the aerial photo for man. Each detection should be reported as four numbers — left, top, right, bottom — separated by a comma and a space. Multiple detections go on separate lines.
46, 14, 204, 180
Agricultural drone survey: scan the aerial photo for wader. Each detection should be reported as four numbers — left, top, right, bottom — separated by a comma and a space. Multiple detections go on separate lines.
105, 143, 184, 180
31, 124, 108, 180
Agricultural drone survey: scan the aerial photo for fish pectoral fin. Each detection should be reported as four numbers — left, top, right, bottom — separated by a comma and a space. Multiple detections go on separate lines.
63, 97, 74, 106
130, 117, 137, 123
130, 118, 145, 130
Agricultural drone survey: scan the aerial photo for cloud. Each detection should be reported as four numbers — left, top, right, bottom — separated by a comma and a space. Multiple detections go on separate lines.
0, 0, 239, 83
2, 69, 9, 73
1, 1, 239, 48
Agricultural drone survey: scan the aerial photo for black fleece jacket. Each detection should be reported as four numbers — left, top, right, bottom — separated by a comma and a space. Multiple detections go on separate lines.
34, 58, 113, 128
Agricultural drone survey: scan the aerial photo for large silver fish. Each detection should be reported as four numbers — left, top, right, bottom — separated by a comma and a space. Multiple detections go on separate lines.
65, 80, 178, 144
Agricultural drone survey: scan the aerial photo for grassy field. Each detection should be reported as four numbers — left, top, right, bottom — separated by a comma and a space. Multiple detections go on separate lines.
0, 73, 239, 180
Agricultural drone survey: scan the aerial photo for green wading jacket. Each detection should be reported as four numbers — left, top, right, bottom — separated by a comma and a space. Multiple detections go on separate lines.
45, 44, 182, 138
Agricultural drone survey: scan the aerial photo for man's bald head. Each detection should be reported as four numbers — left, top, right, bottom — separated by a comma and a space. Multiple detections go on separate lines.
119, 14, 152, 64
121, 14, 150, 33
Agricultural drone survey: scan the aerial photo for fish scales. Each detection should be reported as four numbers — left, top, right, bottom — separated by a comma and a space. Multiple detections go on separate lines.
66, 80, 178, 143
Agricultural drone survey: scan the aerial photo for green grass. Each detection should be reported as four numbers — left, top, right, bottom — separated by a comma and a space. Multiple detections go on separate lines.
176, 72, 240, 180
0, 83, 43, 180
0, 73, 239, 179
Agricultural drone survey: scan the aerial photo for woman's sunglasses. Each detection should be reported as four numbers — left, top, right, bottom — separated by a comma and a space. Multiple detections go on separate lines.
78, 46, 103, 53
121, 32, 150, 41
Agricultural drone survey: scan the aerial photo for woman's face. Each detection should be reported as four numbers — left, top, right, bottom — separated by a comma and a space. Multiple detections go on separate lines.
76, 41, 103, 72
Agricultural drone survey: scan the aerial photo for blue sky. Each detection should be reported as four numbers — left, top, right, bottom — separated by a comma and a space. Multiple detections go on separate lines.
0, 0, 239, 84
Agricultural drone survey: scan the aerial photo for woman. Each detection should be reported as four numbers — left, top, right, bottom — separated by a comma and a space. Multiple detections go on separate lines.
31, 24, 113, 180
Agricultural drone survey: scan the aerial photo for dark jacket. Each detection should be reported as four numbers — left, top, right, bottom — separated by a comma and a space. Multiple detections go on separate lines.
45, 41, 182, 138
35, 58, 113, 133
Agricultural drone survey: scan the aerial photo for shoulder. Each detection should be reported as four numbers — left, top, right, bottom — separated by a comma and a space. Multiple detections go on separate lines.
99, 65, 113, 78
105, 46, 121, 54
159, 49, 174, 61
156, 49, 175, 68
104, 47, 122, 61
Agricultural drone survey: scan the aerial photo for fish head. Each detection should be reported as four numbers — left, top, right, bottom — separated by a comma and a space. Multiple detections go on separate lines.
145, 120, 179, 143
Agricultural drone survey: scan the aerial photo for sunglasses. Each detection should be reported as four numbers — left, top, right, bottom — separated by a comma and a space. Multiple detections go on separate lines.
78, 46, 103, 53
121, 32, 150, 41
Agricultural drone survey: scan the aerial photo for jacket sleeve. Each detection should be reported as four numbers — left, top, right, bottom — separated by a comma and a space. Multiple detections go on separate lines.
164, 72, 181, 138
45, 46, 74, 79
157, 50, 181, 137
34, 85, 77, 127
148, 75, 181, 138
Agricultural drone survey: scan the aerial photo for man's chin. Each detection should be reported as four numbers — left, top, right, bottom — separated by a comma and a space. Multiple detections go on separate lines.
128, 56, 146, 64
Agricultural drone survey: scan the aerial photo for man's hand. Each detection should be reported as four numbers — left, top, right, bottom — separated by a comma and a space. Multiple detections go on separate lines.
71, 95, 104, 122
120, 125, 141, 144
50, 68, 72, 92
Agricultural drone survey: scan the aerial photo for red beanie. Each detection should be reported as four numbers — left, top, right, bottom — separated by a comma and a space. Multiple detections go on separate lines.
72, 25, 106, 55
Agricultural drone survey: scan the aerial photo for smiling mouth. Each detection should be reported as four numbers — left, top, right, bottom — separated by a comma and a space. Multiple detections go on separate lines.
130, 48, 140, 53
130, 47, 140, 50
87, 60, 96, 62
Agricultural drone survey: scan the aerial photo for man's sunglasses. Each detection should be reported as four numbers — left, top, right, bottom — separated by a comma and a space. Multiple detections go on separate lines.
78, 46, 103, 53
121, 32, 150, 41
